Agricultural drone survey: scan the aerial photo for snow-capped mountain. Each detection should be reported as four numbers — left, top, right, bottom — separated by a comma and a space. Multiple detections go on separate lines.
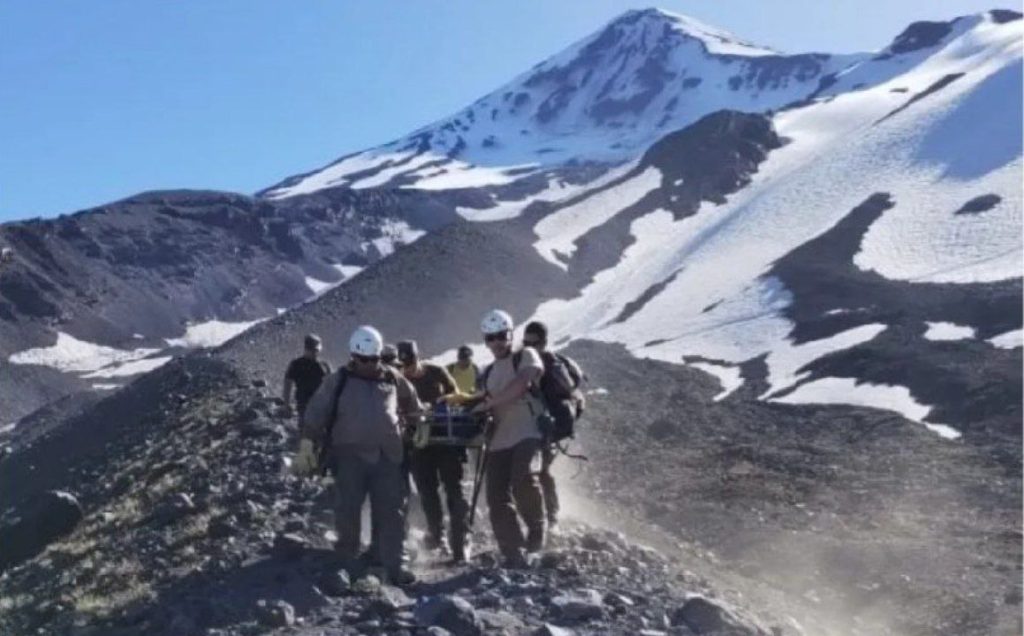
252, 8, 1022, 441
260, 8, 861, 198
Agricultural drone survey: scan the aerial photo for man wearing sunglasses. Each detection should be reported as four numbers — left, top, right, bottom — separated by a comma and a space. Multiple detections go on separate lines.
296, 325, 422, 585
396, 340, 471, 562
471, 309, 546, 567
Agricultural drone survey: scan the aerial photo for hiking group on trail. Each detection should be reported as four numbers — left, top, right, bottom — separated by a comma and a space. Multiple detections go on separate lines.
285, 309, 586, 585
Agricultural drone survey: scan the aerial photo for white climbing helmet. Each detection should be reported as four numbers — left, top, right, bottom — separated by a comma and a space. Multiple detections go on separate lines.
481, 309, 514, 335
349, 325, 384, 356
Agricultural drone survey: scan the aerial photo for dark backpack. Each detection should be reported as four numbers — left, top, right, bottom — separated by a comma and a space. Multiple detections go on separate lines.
319, 366, 400, 473
481, 349, 586, 443
536, 351, 586, 442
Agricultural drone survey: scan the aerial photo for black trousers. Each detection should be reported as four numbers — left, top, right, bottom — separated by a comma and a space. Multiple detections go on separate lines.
410, 445, 469, 553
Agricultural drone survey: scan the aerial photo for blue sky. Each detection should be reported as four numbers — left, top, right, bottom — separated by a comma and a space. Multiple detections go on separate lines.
0, 0, 1003, 221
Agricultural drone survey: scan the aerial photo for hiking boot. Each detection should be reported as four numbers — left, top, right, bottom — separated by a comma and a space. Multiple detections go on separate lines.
449, 542, 471, 565
359, 547, 381, 567
387, 567, 417, 586
501, 550, 529, 570
422, 533, 444, 551
526, 529, 545, 554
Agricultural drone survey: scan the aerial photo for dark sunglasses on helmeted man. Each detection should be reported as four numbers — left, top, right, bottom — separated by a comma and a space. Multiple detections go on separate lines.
484, 332, 509, 343
353, 354, 380, 364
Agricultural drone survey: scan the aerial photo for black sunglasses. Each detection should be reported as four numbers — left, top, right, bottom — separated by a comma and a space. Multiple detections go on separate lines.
353, 354, 380, 364
484, 332, 509, 343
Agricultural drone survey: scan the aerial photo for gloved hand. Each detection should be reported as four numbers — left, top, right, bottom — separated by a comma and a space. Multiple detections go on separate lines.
440, 393, 467, 406
291, 438, 319, 476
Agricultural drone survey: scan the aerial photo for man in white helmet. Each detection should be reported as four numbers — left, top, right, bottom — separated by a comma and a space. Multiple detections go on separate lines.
295, 325, 422, 585
471, 309, 547, 567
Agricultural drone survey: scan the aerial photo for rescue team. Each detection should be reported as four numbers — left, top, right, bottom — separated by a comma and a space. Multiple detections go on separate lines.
285, 310, 586, 585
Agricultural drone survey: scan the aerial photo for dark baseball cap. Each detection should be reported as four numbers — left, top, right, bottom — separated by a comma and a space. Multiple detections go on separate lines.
304, 334, 322, 350
396, 340, 419, 363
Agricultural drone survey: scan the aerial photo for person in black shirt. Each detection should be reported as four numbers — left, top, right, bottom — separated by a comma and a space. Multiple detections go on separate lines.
283, 334, 332, 425
397, 339, 470, 562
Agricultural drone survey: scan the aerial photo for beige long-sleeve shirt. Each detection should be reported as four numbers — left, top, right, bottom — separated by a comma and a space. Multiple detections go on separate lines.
302, 364, 422, 463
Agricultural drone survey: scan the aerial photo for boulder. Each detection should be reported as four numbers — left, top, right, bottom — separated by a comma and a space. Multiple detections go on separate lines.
255, 599, 295, 628
414, 595, 483, 636
552, 588, 605, 621
272, 532, 309, 560
671, 596, 755, 634
316, 568, 351, 597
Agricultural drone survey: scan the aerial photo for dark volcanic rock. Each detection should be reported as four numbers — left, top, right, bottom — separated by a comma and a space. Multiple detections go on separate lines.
414, 595, 483, 636
768, 192, 1022, 439
884, 20, 953, 56
0, 490, 82, 571
255, 599, 296, 628
672, 596, 756, 634
147, 492, 196, 527
954, 193, 1001, 215
316, 568, 351, 597
0, 185, 460, 424
272, 532, 309, 560
991, 9, 1022, 24
551, 588, 606, 621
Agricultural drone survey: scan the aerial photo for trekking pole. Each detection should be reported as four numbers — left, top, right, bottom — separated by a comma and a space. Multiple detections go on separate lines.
468, 416, 491, 528
468, 441, 488, 527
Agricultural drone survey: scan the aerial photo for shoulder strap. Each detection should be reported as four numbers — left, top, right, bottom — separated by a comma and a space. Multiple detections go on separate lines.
381, 367, 401, 386
481, 352, 526, 392
555, 353, 583, 386
327, 368, 350, 437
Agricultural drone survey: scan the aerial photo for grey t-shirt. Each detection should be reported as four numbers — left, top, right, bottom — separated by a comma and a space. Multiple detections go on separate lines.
485, 347, 544, 451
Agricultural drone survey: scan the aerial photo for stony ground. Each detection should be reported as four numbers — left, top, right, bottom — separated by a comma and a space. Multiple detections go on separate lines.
0, 357, 779, 636
1, 341, 1019, 636
559, 340, 1022, 636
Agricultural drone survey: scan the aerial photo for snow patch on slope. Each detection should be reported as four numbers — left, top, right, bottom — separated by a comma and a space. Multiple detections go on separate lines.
525, 15, 1021, 430
402, 161, 535, 191
349, 153, 440, 190
659, 9, 778, 57
83, 356, 174, 379
456, 166, 628, 222
305, 276, 337, 296
367, 220, 427, 258
687, 362, 743, 401
771, 377, 961, 439
264, 151, 414, 198
332, 263, 364, 279
8, 333, 159, 374
988, 328, 1023, 349
924, 321, 976, 341
165, 319, 266, 349
534, 166, 660, 268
